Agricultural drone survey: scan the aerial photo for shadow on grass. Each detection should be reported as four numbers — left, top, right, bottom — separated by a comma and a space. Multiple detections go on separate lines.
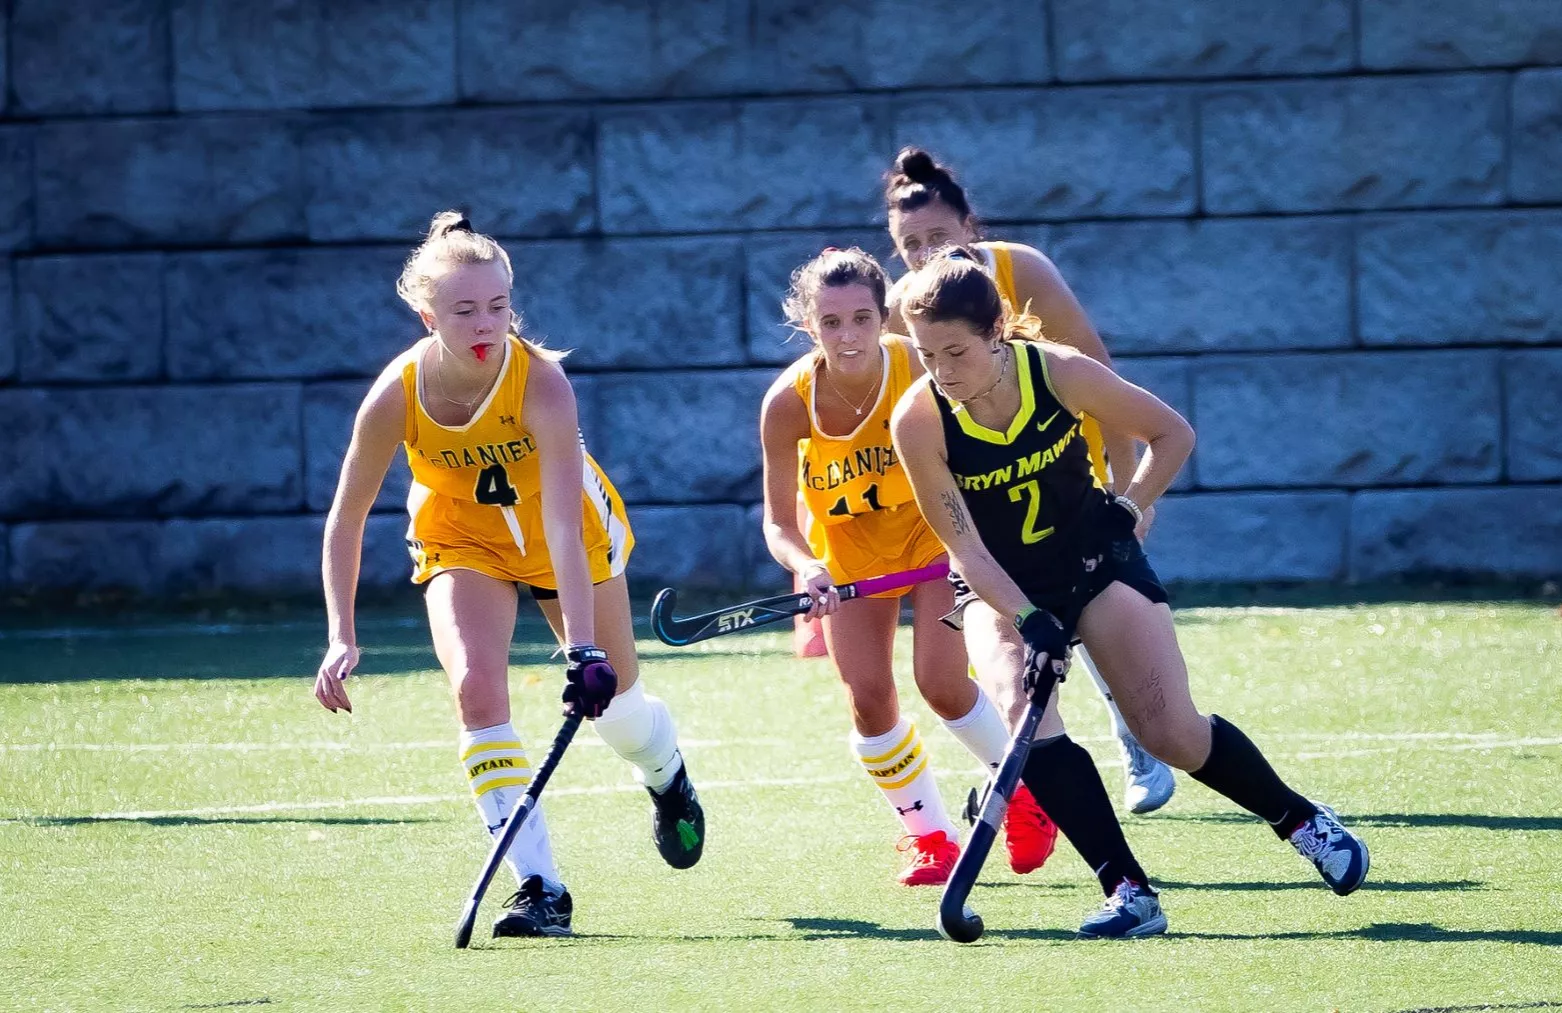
1179, 923, 1562, 946
976, 878, 1484, 893
15, 815, 437, 828
1152, 812, 1562, 832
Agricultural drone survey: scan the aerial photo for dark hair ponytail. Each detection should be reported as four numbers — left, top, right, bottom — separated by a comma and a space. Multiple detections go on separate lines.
884, 147, 976, 223
900, 245, 1046, 344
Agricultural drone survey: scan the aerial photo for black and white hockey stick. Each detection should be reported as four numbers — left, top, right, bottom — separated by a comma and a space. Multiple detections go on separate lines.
649, 562, 949, 647
453, 712, 583, 949
937, 697, 1046, 944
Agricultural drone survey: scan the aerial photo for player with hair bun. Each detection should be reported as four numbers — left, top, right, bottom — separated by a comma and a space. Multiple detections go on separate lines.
883, 146, 1179, 816
313, 211, 705, 939
759, 246, 1060, 887
892, 248, 1370, 937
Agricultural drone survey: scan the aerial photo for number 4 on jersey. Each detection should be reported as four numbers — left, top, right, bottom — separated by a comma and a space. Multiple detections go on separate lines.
474, 464, 519, 506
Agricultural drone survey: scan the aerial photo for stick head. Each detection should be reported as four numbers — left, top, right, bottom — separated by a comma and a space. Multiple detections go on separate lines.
454, 899, 479, 949
936, 903, 984, 944
649, 587, 681, 646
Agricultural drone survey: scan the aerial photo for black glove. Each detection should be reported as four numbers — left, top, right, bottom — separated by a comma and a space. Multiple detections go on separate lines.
562, 645, 618, 719
1015, 606, 1070, 702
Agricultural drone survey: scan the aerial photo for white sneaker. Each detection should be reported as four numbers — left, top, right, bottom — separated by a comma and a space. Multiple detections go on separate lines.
1121, 733, 1176, 814
1288, 802, 1370, 896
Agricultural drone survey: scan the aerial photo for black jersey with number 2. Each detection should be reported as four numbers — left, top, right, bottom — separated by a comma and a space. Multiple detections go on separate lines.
933, 341, 1112, 582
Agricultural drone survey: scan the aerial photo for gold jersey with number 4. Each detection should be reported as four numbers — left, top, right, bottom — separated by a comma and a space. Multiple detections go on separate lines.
981, 241, 1111, 485
400, 335, 633, 588
782, 336, 945, 594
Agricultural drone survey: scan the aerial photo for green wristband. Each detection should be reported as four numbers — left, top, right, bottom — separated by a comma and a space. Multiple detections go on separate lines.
1013, 605, 1038, 633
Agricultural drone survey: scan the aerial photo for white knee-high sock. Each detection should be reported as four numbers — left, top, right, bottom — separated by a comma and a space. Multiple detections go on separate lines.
851, 716, 958, 838
939, 684, 1010, 770
592, 679, 683, 792
1079, 646, 1129, 740
459, 723, 562, 891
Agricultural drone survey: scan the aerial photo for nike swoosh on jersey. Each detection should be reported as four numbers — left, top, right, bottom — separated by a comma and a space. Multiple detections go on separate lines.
1037, 410, 1062, 431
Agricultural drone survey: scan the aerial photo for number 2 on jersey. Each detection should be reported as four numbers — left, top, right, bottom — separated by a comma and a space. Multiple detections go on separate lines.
1007, 480, 1055, 544
827, 482, 884, 518
474, 464, 519, 506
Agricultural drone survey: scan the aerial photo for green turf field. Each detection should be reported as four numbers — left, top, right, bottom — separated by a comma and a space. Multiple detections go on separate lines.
2, 600, 1559, 1012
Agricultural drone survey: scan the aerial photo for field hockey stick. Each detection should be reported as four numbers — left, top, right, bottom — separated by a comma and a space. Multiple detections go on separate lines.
649, 562, 950, 647
937, 697, 1046, 944
454, 712, 584, 949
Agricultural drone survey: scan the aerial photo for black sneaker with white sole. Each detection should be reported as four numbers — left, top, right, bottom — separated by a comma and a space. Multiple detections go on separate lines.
648, 759, 704, 869
493, 875, 573, 938
1288, 801, 1370, 896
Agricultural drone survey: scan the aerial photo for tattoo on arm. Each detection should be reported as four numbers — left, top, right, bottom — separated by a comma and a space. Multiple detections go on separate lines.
940, 490, 971, 538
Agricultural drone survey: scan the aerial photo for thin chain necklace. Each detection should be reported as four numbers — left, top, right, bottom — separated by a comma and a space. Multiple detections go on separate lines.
944, 344, 1011, 407
820, 361, 880, 416
431, 343, 492, 410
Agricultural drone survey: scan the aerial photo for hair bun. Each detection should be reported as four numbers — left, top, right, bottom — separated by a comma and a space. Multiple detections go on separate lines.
428, 210, 474, 239
895, 147, 942, 184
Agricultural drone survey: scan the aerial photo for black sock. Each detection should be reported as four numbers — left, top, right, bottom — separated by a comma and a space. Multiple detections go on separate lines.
1190, 715, 1318, 838
1021, 735, 1149, 895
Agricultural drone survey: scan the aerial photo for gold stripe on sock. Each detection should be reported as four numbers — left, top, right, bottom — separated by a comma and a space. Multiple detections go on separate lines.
460, 739, 525, 762
864, 739, 923, 783
859, 723, 917, 766
879, 752, 931, 791
472, 775, 534, 795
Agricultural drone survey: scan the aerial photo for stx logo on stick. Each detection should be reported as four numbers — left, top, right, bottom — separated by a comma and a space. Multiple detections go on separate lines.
716, 608, 758, 633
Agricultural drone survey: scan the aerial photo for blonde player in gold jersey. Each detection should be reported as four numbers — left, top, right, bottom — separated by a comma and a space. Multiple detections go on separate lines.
882, 147, 1178, 816
759, 248, 1059, 886
312, 212, 704, 939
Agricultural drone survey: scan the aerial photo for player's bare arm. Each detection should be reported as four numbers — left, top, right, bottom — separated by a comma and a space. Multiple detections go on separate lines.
891, 381, 1033, 623
1043, 346, 1194, 516
524, 353, 596, 648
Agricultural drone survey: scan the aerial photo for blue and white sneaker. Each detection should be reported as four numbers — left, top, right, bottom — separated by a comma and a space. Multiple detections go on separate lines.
1121, 733, 1176, 815
1077, 879, 1168, 939
1288, 802, 1370, 896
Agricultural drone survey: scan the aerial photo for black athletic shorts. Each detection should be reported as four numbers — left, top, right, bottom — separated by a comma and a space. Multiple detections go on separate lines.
943, 500, 1169, 640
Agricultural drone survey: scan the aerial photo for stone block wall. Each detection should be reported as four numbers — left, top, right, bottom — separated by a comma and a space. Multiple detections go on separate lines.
3, 0, 1560, 599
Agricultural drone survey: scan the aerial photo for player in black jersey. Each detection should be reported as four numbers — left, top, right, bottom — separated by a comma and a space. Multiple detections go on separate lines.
890, 248, 1370, 938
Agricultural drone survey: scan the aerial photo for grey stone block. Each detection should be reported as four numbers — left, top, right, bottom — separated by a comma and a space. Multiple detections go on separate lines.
1053, 0, 1351, 80
35, 118, 305, 247
0, 385, 304, 519
1505, 350, 1562, 482
1351, 487, 1562, 580
460, 0, 748, 101
620, 504, 751, 592
16, 254, 164, 382
1146, 492, 1349, 583
1193, 352, 1501, 488
362, 513, 415, 590
1358, 211, 1562, 346
894, 88, 1196, 220
0, 525, 7, 590
509, 237, 747, 369
165, 247, 418, 380
305, 109, 594, 242
11, 0, 170, 114
174, 0, 456, 111
8, 520, 165, 594
160, 515, 326, 595
1048, 217, 1352, 354
743, 230, 894, 366
0, 6, 7, 116
1512, 70, 1562, 204
1112, 356, 1195, 490
1, 128, 32, 253
598, 97, 893, 234
1202, 76, 1506, 214
303, 381, 413, 513
591, 369, 774, 503
751, 0, 1043, 91
1361, 0, 1562, 69
0, 263, 13, 382
744, 502, 791, 591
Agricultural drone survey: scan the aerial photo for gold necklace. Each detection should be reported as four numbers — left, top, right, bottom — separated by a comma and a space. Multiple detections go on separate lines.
821, 362, 880, 416
431, 346, 490, 409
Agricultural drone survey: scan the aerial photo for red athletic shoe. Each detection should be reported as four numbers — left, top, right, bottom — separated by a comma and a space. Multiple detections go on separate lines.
1003, 783, 1059, 875
896, 830, 960, 886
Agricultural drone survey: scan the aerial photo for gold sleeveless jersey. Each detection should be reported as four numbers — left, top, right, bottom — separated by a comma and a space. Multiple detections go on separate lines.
400, 335, 633, 588
781, 336, 944, 590
982, 241, 1111, 486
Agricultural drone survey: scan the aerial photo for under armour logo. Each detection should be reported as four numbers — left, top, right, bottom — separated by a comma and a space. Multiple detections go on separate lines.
1083, 553, 1102, 573
498, 414, 517, 426
896, 801, 925, 815
487, 818, 507, 833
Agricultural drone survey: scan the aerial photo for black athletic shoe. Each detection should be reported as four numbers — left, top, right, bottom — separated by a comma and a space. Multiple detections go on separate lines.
648, 759, 704, 869
492, 875, 573, 938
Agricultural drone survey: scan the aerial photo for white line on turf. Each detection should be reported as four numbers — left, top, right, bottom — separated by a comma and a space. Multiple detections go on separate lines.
8, 736, 1560, 825
0, 729, 1550, 754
